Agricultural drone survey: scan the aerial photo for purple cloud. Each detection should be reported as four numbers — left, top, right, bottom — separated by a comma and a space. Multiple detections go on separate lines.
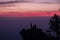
0, 0, 60, 3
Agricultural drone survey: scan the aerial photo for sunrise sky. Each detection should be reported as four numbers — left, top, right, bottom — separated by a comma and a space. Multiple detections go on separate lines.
0, 0, 60, 17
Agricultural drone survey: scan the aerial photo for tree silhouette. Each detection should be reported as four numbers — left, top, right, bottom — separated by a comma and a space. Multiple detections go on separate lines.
47, 30, 51, 36
20, 14, 60, 40
20, 24, 49, 40
49, 14, 60, 40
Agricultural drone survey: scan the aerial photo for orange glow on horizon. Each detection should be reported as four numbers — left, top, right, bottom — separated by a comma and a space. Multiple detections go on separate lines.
0, 11, 60, 17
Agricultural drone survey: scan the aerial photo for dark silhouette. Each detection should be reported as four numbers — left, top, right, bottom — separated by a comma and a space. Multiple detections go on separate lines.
20, 24, 56, 40
20, 24, 48, 40
20, 14, 60, 40
49, 14, 60, 40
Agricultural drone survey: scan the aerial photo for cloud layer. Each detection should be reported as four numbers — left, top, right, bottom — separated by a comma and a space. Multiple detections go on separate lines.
0, 3, 60, 12
0, 0, 60, 3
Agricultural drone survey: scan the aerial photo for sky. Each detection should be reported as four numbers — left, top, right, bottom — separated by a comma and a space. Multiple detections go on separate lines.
0, 0, 60, 2
0, 0, 15, 2
0, 0, 60, 17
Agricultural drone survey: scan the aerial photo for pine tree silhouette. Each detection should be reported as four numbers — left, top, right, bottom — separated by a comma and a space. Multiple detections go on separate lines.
49, 14, 60, 40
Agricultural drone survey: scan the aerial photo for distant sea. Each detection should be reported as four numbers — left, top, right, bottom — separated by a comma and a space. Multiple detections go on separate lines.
0, 16, 51, 40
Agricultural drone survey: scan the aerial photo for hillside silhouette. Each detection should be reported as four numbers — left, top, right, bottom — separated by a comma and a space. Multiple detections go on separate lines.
20, 14, 60, 40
